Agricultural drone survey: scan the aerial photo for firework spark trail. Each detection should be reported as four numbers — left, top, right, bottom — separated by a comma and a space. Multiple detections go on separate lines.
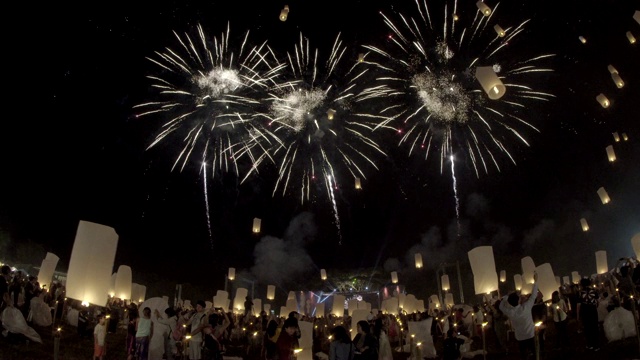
243, 32, 388, 206
202, 162, 214, 249
450, 155, 461, 236
326, 174, 343, 245
364, 0, 555, 177
134, 23, 281, 177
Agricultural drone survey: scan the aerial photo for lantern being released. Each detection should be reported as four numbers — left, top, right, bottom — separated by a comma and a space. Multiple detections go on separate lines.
613, 132, 621, 142
595, 250, 608, 274
607, 65, 618, 74
499, 270, 506, 283
326, 109, 336, 120
266, 285, 275, 300
279, 5, 289, 21
228, 267, 236, 280
622, 133, 629, 141
468, 246, 499, 294
355, 177, 362, 190
415, 253, 423, 269
475, 66, 506, 99
611, 73, 625, 88
358, 53, 365, 62
494, 24, 505, 37
571, 271, 581, 284
391, 271, 398, 284
580, 218, 589, 232
605, 145, 616, 162
635, 10, 640, 25
597, 187, 611, 204
320, 269, 327, 280
596, 93, 610, 108
252, 218, 262, 233
441, 274, 450, 291
579, 36, 587, 44
627, 31, 637, 44
514, 274, 523, 291
476, 1, 491, 16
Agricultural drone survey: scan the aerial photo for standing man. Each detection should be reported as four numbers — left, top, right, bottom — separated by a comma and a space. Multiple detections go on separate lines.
187, 300, 209, 360
1, 265, 13, 315
499, 272, 539, 360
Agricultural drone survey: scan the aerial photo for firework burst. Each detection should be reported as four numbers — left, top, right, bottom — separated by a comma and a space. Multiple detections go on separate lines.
133, 23, 283, 175
243, 33, 388, 204
364, 0, 555, 177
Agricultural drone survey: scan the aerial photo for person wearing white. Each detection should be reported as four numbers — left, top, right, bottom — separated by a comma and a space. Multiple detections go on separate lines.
155, 307, 179, 360
500, 273, 539, 360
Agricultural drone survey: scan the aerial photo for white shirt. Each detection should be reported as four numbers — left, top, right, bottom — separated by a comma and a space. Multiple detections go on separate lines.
499, 283, 539, 341
94, 323, 106, 346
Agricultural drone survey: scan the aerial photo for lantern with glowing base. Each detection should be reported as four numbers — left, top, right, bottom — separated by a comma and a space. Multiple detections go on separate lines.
521, 256, 536, 284
571, 271, 581, 284
579, 36, 587, 44
228, 267, 236, 280
494, 24, 505, 37
595, 250, 608, 274
467, 246, 499, 295
358, 53, 365, 62
475, 66, 506, 100
320, 269, 327, 280
476, 1, 491, 16
441, 274, 450, 291
415, 253, 423, 269
605, 145, 616, 162
535, 263, 557, 302
391, 271, 398, 284
613, 132, 620, 142
611, 73, 625, 88
326, 108, 336, 120
279, 5, 289, 21
514, 274, 523, 291
622, 133, 629, 141
267, 285, 275, 300
627, 31, 637, 44
580, 218, 589, 232
355, 177, 362, 190
597, 187, 611, 204
499, 270, 506, 283
114, 265, 132, 301
252, 218, 261, 233
596, 94, 610, 108
37, 252, 60, 293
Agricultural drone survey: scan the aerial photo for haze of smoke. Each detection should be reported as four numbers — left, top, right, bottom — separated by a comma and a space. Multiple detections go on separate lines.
522, 219, 556, 254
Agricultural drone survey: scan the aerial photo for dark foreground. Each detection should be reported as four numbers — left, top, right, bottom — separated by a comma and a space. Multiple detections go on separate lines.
1, 317, 638, 360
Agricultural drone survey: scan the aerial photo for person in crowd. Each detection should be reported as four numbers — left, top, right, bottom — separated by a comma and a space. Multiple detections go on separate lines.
93, 314, 107, 360
1, 265, 13, 314
442, 328, 466, 360
186, 300, 209, 360
577, 277, 600, 351
276, 317, 300, 360
263, 319, 280, 360
500, 272, 539, 360
489, 299, 509, 354
373, 317, 392, 360
472, 305, 485, 339
135, 306, 154, 360
352, 320, 378, 360
551, 290, 569, 350
155, 307, 179, 360
126, 306, 139, 360
531, 290, 547, 354
330, 325, 354, 360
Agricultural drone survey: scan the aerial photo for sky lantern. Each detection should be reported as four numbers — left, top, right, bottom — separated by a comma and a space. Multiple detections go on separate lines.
355, 177, 362, 190
494, 24, 505, 37
634, 10, 640, 25
595, 250, 608, 274
468, 246, 499, 294
476, 1, 491, 16
327, 108, 336, 120
252, 218, 262, 233
607, 65, 618, 74
535, 263, 557, 302
453, 14, 459, 21
562, 276, 570, 285
475, 66, 506, 99
109, 273, 116, 297
578, 36, 587, 44
605, 145, 616, 162
66, 220, 118, 307
596, 93, 610, 108
631, 233, 640, 259
37, 252, 59, 292
499, 270, 506, 282
266, 285, 275, 300
279, 5, 289, 21
114, 265, 132, 300
332, 294, 346, 317
391, 271, 398, 284
597, 187, 611, 204
580, 218, 589, 232
611, 73, 625, 88
358, 53, 365, 62
571, 271, 581, 284
441, 274, 450, 291
228, 267, 236, 280
445, 293, 454, 307
521, 256, 536, 284
627, 31, 637, 44
320, 269, 327, 280
415, 253, 423, 269
613, 132, 621, 142
622, 133, 629, 141
514, 274, 523, 291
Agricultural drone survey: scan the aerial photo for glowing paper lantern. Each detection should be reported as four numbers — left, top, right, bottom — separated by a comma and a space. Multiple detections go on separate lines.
597, 187, 611, 204
213, 291, 229, 309
521, 256, 536, 284
131, 283, 146, 303
347, 299, 359, 316
314, 303, 325, 317
571, 271, 581, 284
613, 132, 621, 142
535, 263, 557, 302
429, 295, 441, 309
327, 109, 336, 120
228, 267, 236, 280
252, 218, 261, 233
441, 274, 450, 291
611, 73, 625, 88
580, 218, 589, 232
635, 10, 640, 25
596, 93, 610, 108
499, 270, 506, 282
579, 36, 587, 44
279, 5, 289, 21
332, 294, 346, 317
595, 250, 608, 274
627, 31, 637, 44
562, 276, 570, 285
476, 1, 491, 16
622, 133, 629, 141
475, 66, 506, 99
266, 285, 275, 300
286, 298, 298, 314
521, 283, 533, 295
287, 291, 296, 300
608, 65, 618, 74
350, 309, 370, 340
494, 24, 505, 37
37, 252, 60, 292
320, 269, 327, 280
358, 53, 365, 62
606, 145, 616, 162
467, 246, 499, 295
514, 274, 523, 291
444, 293, 454, 307
233, 288, 249, 313
415, 253, 423, 269
114, 265, 132, 300
391, 271, 398, 284
632, 233, 640, 259
66, 221, 118, 306
355, 177, 362, 190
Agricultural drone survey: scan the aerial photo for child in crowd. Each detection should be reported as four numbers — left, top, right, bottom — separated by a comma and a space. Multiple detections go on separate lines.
94, 314, 107, 360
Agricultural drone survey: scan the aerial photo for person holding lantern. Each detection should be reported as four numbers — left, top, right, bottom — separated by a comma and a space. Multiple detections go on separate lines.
499, 271, 538, 360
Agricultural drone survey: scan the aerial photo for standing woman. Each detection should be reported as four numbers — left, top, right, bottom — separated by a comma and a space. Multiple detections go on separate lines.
135, 307, 154, 360
353, 320, 378, 360
263, 319, 280, 360
551, 291, 569, 350
330, 325, 354, 360
576, 278, 599, 351
126, 307, 139, 360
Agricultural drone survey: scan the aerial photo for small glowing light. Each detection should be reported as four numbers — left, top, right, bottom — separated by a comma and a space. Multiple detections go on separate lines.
253, 332, 258, 336
596, 93, 610, 108
535, 321, 543, 327
627, 31, 637, 44
476, 1, 491, 16
453, 14, 459, 21
358, 53, 365, 62
294, 349, 303, 354
57, 327, 62, 332
579, 36, 587, 44
186, 334, 192, 340
279, 5, 290, 22
327, 108, 336, 120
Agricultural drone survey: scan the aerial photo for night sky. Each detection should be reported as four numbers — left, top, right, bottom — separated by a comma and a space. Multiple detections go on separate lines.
1, 0, 639, 300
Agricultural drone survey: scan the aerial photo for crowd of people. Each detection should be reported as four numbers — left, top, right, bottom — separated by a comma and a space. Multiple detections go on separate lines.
2, 256, 639, 359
